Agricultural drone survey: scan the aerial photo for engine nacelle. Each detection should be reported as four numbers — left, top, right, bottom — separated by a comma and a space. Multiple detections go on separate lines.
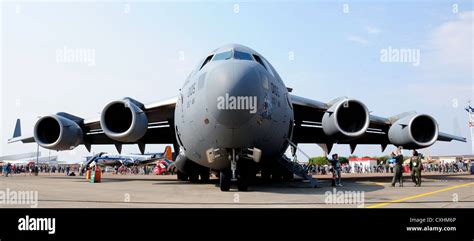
322, 98, 370, 139
100, 98, 148, 143
388, 113, 439, 149
34, 115, 83, 150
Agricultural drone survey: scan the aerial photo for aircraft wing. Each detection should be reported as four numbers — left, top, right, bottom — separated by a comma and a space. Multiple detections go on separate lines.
8, 96, 178, 154
289, 94, 466, 153
436, 132, 467, 142
82, 97, 178, 146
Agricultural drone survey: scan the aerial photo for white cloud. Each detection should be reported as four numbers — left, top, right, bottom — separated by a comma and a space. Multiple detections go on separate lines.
366, 26, 381, 34
346, 26, 379, 46
347, 35, 370, 45
430, 11, 473, 73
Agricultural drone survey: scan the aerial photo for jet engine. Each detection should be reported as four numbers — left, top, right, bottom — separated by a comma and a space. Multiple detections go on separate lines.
322, 98, 370, 139
34, 115, 83, 150
388, 113, 439, 149
100, 98, 148, 142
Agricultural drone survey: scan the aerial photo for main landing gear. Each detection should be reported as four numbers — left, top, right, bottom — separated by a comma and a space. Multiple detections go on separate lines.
176, 162, 210, 183
219, 161, 253, 191
219, 169, 231, 191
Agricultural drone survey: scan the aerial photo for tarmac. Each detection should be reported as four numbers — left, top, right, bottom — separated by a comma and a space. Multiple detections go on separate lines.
0, 172, 472, 208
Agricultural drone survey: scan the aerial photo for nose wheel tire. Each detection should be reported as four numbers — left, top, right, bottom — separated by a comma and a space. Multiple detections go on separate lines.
237, 159, 255, 191
189, 173, 199, 182
237, 176, 248, 191
200, 168, 210, 182
220, 169, 231, 191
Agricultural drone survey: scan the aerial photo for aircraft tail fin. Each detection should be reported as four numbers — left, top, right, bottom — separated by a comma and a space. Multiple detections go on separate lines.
12, 119, 22, 138
8, 119, 36, 144
163, 146, 173, 160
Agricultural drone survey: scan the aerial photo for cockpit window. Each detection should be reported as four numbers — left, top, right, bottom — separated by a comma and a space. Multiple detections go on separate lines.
253, 55, 266, 70
200, 55, 213, 70
212, 50, 254, 61
234, 51, 253, 61
261, 57, 275, 77
212, 51, 233, 61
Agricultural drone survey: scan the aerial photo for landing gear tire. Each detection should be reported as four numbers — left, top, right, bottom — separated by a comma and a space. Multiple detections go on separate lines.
177, 171, 188, 181
237, 159, 255, 191
271, 172, 283, 181
270, 163, 292, 181
261, 169, 271, 182
220, 169, 231, 191
282, 169, 294, 181
237, 176, 248, 191
237, 164, 249, 191
200, 168, 210, 182
189, 172, 199, 182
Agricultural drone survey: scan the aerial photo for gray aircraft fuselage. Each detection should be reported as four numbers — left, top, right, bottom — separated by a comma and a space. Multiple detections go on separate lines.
174, 44, 293, 170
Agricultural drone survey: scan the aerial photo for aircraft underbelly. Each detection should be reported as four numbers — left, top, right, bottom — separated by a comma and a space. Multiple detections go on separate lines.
176, 100, 292, 170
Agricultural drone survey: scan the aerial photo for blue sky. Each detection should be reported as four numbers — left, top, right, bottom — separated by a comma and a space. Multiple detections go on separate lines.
1, 1, 472, 162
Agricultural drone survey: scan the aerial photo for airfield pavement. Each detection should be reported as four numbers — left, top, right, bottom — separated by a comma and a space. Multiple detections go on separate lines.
0, 172, 472, 208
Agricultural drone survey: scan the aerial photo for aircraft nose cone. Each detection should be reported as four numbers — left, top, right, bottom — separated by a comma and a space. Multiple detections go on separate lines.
206, 62, 262, 128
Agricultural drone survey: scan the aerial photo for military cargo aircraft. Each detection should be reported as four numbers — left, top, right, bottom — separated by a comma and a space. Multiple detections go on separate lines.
9, 44, 466, 191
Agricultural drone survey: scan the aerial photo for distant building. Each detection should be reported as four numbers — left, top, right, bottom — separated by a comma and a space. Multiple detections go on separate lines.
429, 155, 474, 164
348, 157, 378, 173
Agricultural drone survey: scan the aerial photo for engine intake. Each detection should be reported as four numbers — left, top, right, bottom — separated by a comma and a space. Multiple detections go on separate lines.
388, 113, 439, 148
322, 98, 370, 139
100, 98, 148, 143
34, 115, 83, 150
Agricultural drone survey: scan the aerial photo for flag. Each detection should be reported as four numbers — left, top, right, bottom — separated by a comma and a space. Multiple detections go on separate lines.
466, 106, 474, 113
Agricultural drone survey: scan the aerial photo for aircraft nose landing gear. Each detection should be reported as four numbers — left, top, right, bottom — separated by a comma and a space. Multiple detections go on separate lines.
219, 163, 249, 192
219, 148, 258, 191
219, 149, 237, 192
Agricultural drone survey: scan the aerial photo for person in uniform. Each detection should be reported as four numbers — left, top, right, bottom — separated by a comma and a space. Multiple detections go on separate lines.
330, 153, 342, 187
391, 147, 404, 187
410, 150, 422, 187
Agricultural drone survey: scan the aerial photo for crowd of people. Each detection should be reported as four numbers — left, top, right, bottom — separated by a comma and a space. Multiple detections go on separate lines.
1, 163, 41, 176
302, 148, 472, 188
1, 163, 81, 177
423, 161, 469, 173
0, 162, 161, 177
303, 158, 471, 176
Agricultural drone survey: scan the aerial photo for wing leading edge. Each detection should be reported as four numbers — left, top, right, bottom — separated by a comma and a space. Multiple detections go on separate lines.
289, 94, 466, 153
8, 96, 178, 154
